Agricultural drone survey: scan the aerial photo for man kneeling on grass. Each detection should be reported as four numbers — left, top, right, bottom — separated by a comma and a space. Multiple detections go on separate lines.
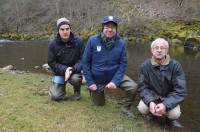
82, 16, 138, 119
48, 17, 85, 101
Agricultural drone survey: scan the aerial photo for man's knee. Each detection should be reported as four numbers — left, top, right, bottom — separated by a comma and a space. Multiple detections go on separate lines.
167, 105, 181, 120
69, 74, 82, 86
137, 100, 149, 115
120, 75, 138, 92
49, 83, 66, 101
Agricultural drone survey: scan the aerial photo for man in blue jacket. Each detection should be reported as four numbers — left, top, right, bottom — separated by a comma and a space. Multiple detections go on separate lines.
137, 38, 187, 128
82, 16, 138, 119
48, 17, 84, 101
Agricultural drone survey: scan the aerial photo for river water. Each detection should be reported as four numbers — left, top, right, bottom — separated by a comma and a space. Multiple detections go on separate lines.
0, 40, 199, 131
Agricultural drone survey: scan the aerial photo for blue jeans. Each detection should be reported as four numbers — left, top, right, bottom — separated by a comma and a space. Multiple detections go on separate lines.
49, 74, 82, 101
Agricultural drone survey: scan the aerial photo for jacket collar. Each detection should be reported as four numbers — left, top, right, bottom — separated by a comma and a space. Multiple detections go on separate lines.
99, 33, 120, 49
151, 55, 170, 66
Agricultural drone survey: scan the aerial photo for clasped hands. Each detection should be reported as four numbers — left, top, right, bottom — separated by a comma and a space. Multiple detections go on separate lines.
149, 102, 166, 117
89, 82, 116, 91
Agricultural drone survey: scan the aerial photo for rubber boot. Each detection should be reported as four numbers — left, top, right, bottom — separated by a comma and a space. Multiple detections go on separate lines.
121, 89, 136, 119
145, 114, 157, 125
49, 83, 68, 101
91, 91, 105, 106
167, 119, 184, 128
70, 86, 81, 101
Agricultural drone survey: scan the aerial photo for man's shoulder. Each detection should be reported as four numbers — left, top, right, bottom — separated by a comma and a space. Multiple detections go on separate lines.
170, 58, 179, 64
169, 59, 182, 69
87, 34, 101, 46
71, 34, 84, 44
141, 59, 151, 67
89, 34, 100, 40
48, 37, 57, 47
116, 35, 125, 43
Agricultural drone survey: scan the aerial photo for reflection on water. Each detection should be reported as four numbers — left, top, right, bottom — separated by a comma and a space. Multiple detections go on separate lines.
0, 40, 48, 72
0, 41, 200, 131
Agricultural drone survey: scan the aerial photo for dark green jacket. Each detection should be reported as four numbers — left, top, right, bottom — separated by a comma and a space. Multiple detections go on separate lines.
138, 58, 187, 111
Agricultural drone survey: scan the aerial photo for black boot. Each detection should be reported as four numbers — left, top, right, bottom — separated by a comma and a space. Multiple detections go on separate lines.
146, 114, 154, 122
121, 106, 136, 119
68, 74, 82, 101
91, 91, 105, 106
120, 90, 136, 119
70, 89, 81, 101
49, 83, 68, 101
168, 119, 184, 128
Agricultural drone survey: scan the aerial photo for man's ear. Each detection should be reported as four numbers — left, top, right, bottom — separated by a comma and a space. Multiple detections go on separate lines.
150, 48, 153, 53
166, 48, 169, 54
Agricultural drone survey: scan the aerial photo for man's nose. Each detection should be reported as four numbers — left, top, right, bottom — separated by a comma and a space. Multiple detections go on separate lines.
158, 48, 162, 51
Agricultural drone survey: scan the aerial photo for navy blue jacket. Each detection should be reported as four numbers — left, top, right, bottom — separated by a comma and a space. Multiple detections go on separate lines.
82, 34, 127, 87
48, 33, 84, 76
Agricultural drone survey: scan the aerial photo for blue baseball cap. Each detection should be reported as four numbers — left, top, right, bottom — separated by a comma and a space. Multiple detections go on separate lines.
102, 16, 118, 25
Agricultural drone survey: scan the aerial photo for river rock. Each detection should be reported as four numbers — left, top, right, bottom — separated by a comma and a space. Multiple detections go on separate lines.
2, 65, 15, 70
10, 70, 25, 74
20, 57, 25, 60
171, 39, 183, 45
0, 39, 13, 43
42, 63, 50, 71
34, 66, 40, 69
184, 36, 200, 50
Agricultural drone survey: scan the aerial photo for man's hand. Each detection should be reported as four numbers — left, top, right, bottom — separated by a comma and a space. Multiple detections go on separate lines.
65, 67, 73, 81
155, 103, 166, 116
89, 84, 97, 91
149, 102, 156, 115
106, 82, 117, 90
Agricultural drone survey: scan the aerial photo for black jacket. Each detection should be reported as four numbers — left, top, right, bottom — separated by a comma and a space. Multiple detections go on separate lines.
48, 33, 84, 76
138, 58, 187, 111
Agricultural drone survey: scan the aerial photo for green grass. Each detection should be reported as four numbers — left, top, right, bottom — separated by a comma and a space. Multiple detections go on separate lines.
0, 70, 164, 132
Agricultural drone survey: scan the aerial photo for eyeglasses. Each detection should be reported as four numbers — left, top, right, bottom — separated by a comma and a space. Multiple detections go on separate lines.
104, 25, 116, 30
153, 46, 167, 50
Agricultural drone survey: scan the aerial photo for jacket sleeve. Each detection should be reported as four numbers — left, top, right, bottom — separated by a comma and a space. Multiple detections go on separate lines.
47, 42, 67, 75
137, 64, 160, 106
81, 38, 95, 87
162, 62, 187, 110
111, 44, 127, 87
72, 38, 85, 73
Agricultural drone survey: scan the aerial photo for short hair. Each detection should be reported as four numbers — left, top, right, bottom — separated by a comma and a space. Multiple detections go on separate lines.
151, 38, 169, 49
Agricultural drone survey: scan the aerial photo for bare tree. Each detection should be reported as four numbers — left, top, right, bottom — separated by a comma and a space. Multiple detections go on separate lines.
14, 0, 22, 32
176, 0, 184, 7
55, 0, 60, 17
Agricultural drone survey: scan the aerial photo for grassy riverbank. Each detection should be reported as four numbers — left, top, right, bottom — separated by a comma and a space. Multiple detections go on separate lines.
0, 70, 164, 132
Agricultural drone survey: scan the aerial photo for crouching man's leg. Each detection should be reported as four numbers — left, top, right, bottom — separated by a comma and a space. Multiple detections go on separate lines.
49, 76, 67, 101
119, 75, 138, 119
91, 90, 105, 106
137, 100, 154, 121
68, 74, 82, 101
137, 100, 183, 128
137, 100, 149, 115
166, 105, 183, 128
